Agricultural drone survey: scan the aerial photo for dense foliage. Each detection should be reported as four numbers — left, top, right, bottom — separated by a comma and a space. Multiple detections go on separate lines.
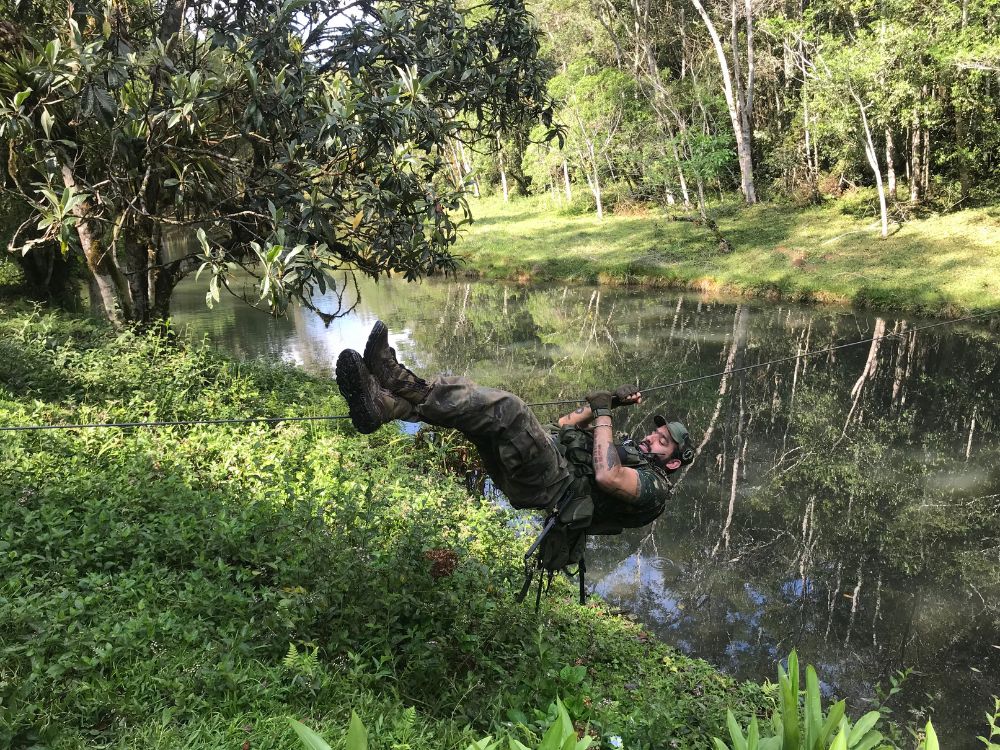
468, 0, 1000, 231
0, 0, 556, 324
0, 305, 769, 748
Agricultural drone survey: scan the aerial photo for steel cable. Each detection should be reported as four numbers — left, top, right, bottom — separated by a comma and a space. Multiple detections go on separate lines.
2, 308, 997, 432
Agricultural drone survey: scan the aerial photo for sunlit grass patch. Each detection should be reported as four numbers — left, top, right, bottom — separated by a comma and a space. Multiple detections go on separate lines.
456, 194, 1000, 315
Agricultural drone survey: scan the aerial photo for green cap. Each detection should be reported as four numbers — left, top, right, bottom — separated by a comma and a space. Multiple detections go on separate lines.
653, 415, 694, 464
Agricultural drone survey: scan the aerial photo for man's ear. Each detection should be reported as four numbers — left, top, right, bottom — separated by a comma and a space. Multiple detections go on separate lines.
665, 457, 682, 472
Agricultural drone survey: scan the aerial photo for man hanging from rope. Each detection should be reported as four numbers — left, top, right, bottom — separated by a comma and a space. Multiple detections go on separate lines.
336, 321, 693, 520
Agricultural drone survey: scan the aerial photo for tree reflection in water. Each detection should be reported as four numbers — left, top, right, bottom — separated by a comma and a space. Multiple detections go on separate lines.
172, 275, 1000, 747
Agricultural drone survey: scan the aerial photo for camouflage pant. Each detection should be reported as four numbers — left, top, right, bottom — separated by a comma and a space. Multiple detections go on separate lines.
416, 376, 571, 510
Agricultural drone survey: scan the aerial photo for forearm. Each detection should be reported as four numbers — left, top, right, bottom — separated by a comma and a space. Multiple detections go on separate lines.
591, 414, 621, 483
591, 413, 639, 500
557, 403, 594, 428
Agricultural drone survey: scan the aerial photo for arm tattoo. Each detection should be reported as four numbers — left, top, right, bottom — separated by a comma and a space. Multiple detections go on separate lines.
574, 406, 586, 414
606, 446, 620, 471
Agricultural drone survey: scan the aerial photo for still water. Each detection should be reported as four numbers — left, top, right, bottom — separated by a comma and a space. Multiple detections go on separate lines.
171, 275, 1000, 747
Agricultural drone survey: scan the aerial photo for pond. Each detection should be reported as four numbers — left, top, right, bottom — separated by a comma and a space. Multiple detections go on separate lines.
171, 274, 1000, 748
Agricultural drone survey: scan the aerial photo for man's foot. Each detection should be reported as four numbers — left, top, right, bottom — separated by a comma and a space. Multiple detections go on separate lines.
336, 349, 413, 434
363, 320, 431, 403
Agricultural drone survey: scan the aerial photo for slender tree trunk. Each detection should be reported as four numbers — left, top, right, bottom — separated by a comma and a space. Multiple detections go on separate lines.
714, 389, 746, 556
922, 124, 931, 198
965, 405, 977, 461
591, 163, 604, 220
885, 127, 897, 201
956, 109, 970, 201
691, 0, 757, 204
497, 136, 509, 202
910, 114, 922, 205
668, 133, 691, 208
841, 317, 886, 436
458, 141, 480, 197
562, 159, 572, 201
853, 93, 889, 237
675, 305, 747, 489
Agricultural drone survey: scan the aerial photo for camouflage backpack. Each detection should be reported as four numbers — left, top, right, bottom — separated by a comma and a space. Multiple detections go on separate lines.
516, 425, 671, 609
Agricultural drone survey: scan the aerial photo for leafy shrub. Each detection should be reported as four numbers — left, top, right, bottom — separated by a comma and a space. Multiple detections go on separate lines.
713, 651, 935, 750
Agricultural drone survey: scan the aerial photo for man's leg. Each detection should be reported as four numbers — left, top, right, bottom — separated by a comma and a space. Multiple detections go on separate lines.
353, 321, 570, 510
415, 377, 571, 510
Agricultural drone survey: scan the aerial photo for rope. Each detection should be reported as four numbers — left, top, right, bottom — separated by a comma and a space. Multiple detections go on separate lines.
2, 308, 997, 432
520, 308, 1000, 407
0, 414, 352, 432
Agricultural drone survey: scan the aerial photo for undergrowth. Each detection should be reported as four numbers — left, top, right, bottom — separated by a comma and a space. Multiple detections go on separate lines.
0, 304, 767, 749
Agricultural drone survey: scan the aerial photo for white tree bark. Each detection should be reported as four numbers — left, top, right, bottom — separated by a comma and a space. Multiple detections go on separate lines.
851, 91, 888, 237
691, 0, 757, 204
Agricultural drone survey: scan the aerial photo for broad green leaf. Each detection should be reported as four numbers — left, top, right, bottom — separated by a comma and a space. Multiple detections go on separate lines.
818, 700, 846, 749
830, 728, 848, 750
346, 710, 368, 750
196, 227, 209, 252
45, 38, 60, 64
847, 712, 881, 746
805, 666, 822, 749
13, 89, 31, 107
713, 739, 731, 750
851, 731, 883, 750
780, 653, 800, 750
727, 710, 748, 750
747, 718, 759, 750
537, 718, 564, 750
287, 718, 332, 750
464, 736, 500, 750
41, 108, 54, 139
923, 721, 939, 750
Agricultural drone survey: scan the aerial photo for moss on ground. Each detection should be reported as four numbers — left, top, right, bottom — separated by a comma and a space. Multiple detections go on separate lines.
455, 195, 1000, 316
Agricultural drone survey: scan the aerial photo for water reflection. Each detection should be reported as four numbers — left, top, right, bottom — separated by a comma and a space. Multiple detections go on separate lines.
171, 275, 1000, 748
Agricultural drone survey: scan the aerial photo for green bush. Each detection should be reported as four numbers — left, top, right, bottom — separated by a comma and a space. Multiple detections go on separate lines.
0, 257, 24, 289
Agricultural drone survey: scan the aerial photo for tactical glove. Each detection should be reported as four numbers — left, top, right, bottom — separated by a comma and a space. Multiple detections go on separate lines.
611, 384, 640, 408
586, 390, 614, 413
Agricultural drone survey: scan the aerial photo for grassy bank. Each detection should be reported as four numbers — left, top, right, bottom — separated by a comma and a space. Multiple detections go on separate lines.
455, 194, 1000, 316
0, 304, 769, 749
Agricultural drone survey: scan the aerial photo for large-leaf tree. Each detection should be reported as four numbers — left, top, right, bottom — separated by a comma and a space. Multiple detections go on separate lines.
0, 0, 556, 324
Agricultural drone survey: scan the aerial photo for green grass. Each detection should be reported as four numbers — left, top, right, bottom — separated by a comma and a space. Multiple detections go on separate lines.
454, 194, 1000, 315
0, 304, 769, 749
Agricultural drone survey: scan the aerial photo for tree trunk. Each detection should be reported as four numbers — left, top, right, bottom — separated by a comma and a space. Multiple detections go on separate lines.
458, 141, 480, 198
668, 133, 691, 207
885, 127, 897, 201
691, 0, 757, 204
922, 124, 931, 199
497, 136, 509, 202
910, 114, 922, 205
956, 109, 970, 201
562, 159, 572, 201
852, 94, 888, 237
591, 164, 604, 220
61, 165, 132, 325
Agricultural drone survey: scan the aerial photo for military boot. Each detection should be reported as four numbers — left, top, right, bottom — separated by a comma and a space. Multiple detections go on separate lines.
336, 349, 414, 434
363, 320, 432, 404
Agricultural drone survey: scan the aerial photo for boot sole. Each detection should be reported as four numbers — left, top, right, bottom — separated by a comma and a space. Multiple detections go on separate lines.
363, 320, 390, 374
335, 350, 383, 434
